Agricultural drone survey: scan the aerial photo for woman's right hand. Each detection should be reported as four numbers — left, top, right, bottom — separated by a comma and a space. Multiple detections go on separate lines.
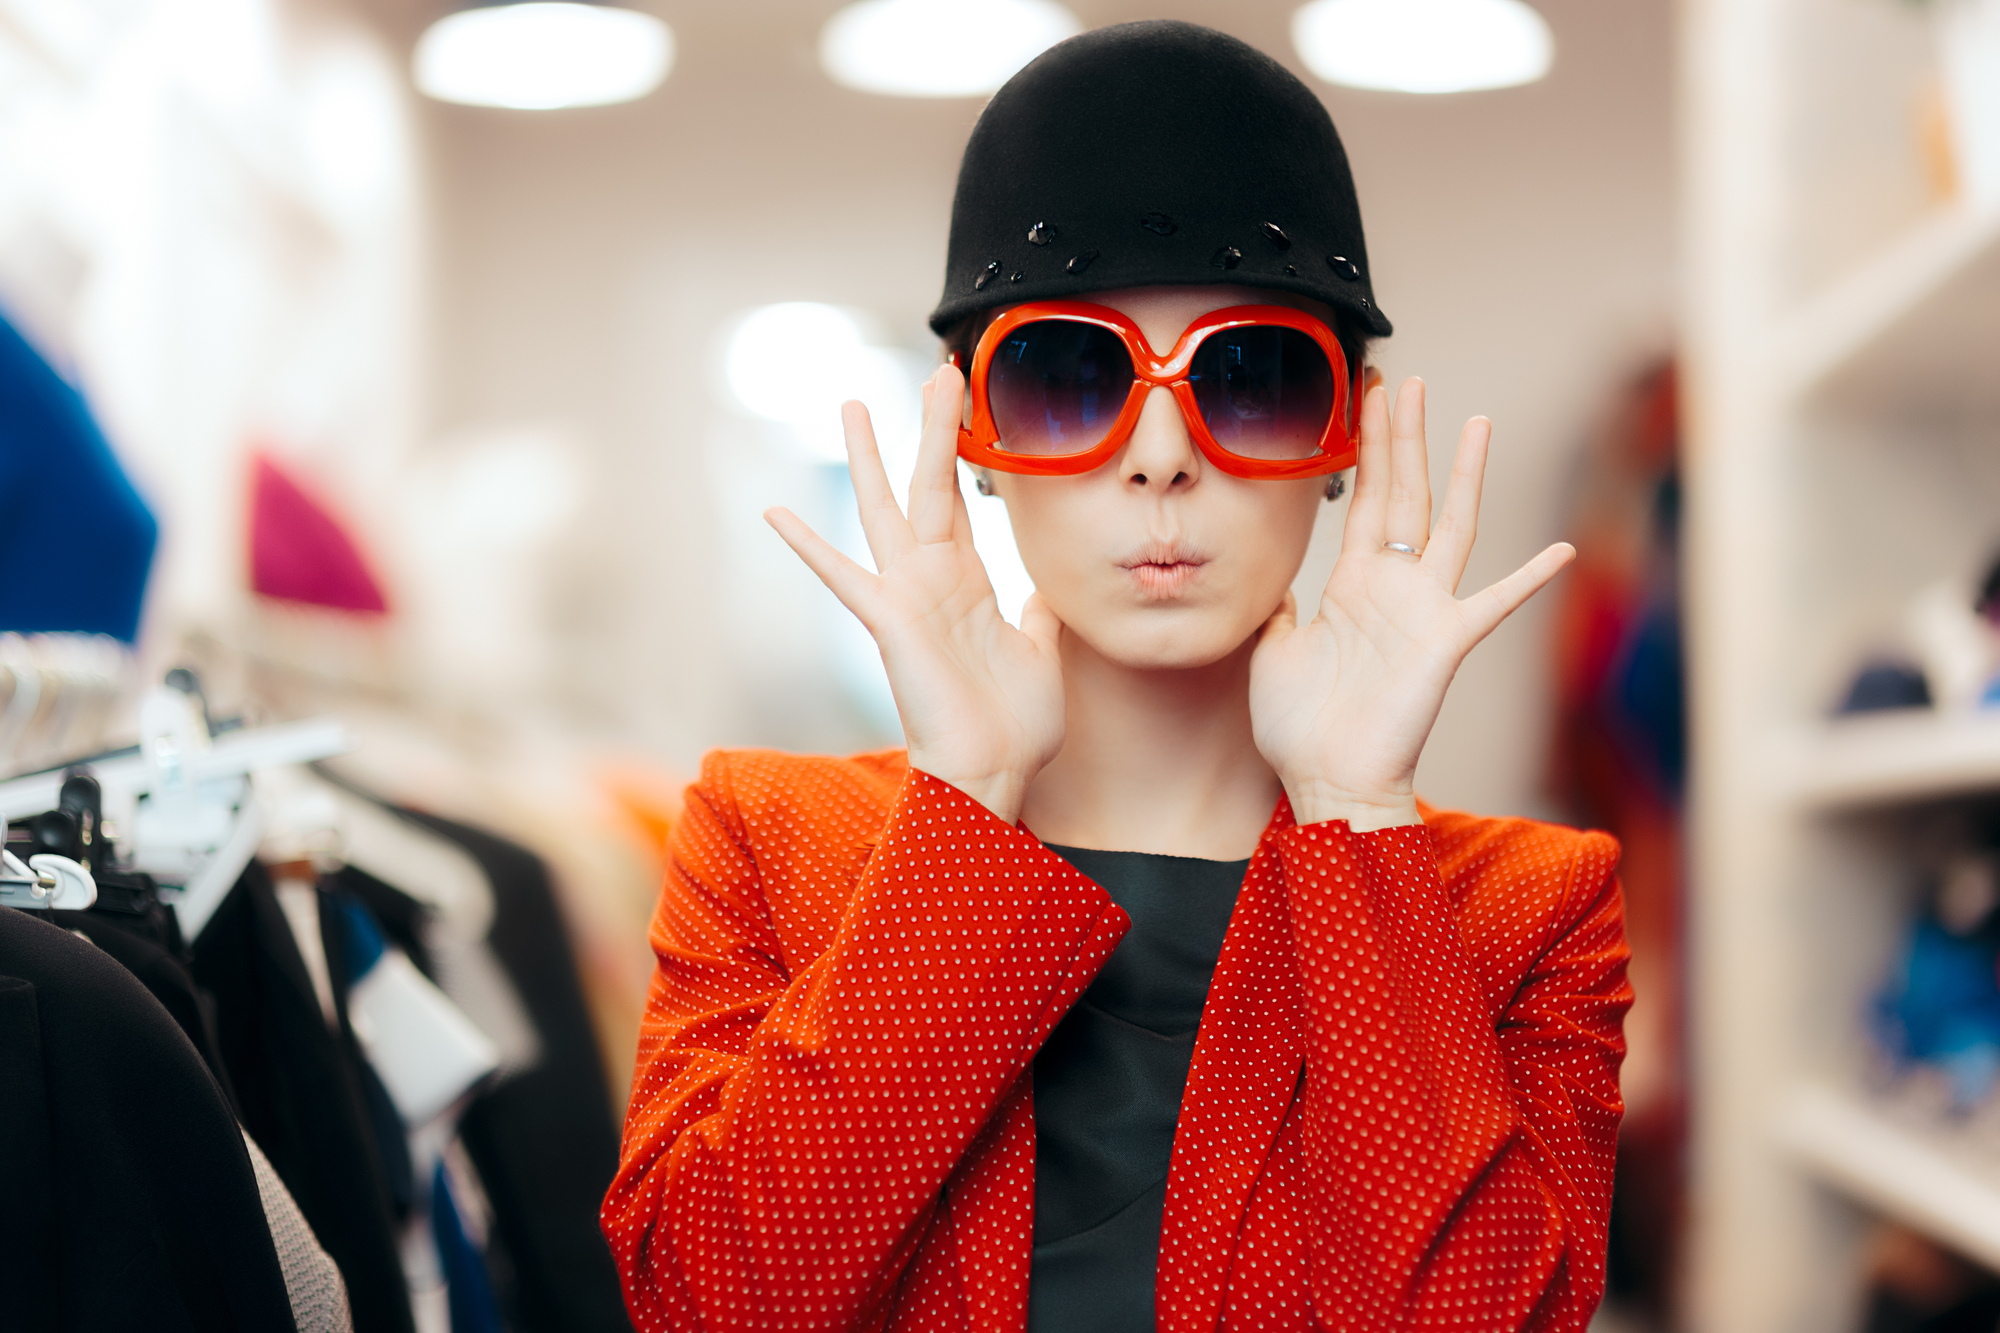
765, 364, 1067, 824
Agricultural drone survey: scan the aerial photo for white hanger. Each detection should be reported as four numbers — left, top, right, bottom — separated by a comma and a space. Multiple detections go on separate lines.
0, 682, 353, 938
255, 766, 491, 932
0, 847, 97, 911
0, 713, 351, 826
255, 765, 538, 1071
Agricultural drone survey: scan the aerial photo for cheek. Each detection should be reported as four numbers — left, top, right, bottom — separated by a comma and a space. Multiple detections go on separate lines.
1225, 482, 1324, 592
999, 489, 1095, 604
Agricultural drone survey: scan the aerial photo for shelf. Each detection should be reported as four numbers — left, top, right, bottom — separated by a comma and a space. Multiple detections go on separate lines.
1777, 1081, 2000, 1272
1768, 202, 2000, 425
1779, 709, 2000, 812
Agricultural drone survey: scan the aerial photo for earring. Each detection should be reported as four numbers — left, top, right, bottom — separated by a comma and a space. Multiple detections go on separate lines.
1324, 472, 1347, 501
974, 472, 996, 497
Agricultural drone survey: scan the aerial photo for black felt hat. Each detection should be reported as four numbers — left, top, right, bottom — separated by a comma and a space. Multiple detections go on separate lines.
928, 20, 1392, 341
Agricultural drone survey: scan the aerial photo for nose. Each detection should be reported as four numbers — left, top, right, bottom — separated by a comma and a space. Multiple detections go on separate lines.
1115, 385, 1200, 493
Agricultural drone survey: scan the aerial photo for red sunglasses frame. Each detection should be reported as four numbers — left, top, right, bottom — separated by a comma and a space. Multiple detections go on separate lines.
950, 301, 1360, 479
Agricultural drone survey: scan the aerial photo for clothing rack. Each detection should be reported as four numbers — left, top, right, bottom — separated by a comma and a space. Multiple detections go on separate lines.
0, 631, 130, 776
1, 669, 628, 1330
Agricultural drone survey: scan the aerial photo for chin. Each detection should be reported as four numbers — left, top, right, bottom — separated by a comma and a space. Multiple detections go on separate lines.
1070, 602, 1263, 672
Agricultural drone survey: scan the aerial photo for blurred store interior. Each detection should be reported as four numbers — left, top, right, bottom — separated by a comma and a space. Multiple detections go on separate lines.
3, 0, 1999, 1328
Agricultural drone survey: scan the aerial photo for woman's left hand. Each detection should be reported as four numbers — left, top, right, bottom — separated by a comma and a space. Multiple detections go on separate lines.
1250, 376, 1575, 831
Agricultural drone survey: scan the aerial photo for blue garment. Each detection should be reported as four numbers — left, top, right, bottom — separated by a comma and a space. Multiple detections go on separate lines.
433, 1162, 504, 1333
1873, 919, 2000, 1111
0, 313, 157, 642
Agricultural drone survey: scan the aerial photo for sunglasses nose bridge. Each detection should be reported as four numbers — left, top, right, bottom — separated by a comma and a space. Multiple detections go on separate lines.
1134, 344, 1196, 384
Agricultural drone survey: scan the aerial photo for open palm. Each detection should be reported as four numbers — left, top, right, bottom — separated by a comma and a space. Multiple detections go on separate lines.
765, 366, 1066, 823
1251, 377, 1574, 830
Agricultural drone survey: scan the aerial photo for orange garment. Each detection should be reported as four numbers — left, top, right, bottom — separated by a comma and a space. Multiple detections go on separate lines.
603, 749, 1630, 1332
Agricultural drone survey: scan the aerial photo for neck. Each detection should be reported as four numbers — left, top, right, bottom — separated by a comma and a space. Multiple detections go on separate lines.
1018, 631, 1281, 860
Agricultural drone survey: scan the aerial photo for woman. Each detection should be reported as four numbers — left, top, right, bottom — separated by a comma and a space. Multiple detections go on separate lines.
603, 22, 1629, 1333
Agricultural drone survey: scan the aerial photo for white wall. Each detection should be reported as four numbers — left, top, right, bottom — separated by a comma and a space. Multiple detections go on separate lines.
379, 0, 1674, 816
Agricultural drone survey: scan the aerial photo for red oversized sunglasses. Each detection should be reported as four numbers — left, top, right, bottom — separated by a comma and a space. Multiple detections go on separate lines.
950, 301, 1360, 479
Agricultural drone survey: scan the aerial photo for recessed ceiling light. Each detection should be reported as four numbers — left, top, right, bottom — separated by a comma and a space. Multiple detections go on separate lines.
413, 3, 673, 110
1292, 0, 1553, 95
820, 0, 1082, 98
723, 304, 920, 463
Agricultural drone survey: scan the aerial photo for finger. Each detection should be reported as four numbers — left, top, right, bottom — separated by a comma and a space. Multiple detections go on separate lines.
1340, 383, 1393, 556
950, 465, 976, 545
1460, 541, 1576, 643
1257, 589, 1298, 647
843, 401, 916, 569
908, 365, 965, 546
1422, 415, 1490, 593
764, 506, 884, 628
1018, 590, 1064, 656
1384, 376, 1431, 549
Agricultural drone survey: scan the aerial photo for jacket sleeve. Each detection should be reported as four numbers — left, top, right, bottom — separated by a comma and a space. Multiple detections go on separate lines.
1277, 820, 1630, 1332
601, 758, 1125, 1332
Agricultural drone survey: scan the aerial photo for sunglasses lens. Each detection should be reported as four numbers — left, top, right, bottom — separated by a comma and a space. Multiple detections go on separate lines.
986, 320, 1134, 457
1187, 326, 1337, 461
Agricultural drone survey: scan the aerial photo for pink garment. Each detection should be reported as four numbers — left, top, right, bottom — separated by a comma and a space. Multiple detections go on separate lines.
248, 454, 388, 614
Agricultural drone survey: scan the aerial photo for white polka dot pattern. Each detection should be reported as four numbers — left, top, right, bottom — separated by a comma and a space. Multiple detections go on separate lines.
601, 750, 1632, 1333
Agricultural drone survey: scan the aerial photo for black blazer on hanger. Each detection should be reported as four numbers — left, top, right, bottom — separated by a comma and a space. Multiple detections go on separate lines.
192, 863, 417, 1333
344, 806, 628, 1333
0, 907, 294, 1332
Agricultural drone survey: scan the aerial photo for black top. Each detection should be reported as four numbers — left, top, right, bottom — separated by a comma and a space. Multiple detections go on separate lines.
192, 863, 419, 1333
353, 803, 630, 1332
0, 907, 295, 1332
1028, 845, 1249, 1333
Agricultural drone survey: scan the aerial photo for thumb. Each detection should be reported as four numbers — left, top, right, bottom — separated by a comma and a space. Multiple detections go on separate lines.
1257, 590, 1299, 648
1019, 590, 1064, 658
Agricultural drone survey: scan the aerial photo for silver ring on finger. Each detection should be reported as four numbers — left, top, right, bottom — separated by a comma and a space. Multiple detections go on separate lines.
1383, 541, 1422, 557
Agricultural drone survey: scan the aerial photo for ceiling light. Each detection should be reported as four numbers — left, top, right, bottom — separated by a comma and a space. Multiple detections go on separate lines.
413, 3, 673, 110
723, 304, 920, 463
1291, 0, 1553, 95
820, 0, 1082, 98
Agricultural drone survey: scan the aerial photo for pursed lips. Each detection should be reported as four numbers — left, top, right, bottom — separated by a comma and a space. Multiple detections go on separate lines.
1118, 541, 1208, 599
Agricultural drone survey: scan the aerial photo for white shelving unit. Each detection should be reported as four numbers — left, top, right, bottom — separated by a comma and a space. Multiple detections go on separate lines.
1683, 1, 2000, 1329
1777, 1082, 2000, 1275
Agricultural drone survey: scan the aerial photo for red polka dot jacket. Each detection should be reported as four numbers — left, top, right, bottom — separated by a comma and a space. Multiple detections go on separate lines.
603, 748, 1631, 1331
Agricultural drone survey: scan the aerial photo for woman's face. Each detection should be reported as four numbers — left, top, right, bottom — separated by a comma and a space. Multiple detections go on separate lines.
978, 285, 1334, 671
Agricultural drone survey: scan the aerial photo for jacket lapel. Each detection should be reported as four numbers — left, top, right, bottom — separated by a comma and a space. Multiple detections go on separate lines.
1156, 799, 1307, 1332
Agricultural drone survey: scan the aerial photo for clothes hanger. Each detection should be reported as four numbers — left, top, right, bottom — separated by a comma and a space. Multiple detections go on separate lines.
0, 844, 96, 911
263, 764, 495, 940
5, 773, 159, 917
0, 707, 351, 825
0, 672, 352, 937
253, 763, 504, 1124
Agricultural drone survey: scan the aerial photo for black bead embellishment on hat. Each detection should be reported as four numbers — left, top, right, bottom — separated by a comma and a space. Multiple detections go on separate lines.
975, 260, 1001, 290
1140, 212, 1177, 235
1261, 222, 1292, 250
1009, 270, 1024, 283
1211, 246, 1242, 270
1284, 264, 1298, 276
1027, 221, 1057, 246
1327, 254, 1361, 281
1066, 250, 1099, 274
